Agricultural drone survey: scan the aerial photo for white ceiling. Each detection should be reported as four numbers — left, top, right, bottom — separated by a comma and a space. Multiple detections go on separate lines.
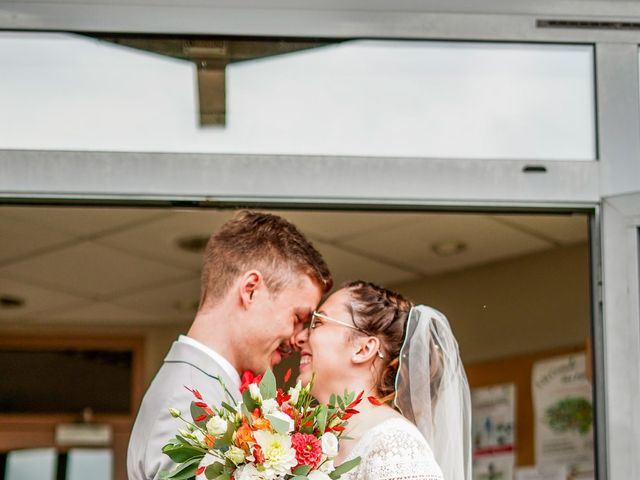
0, 206, 588, 326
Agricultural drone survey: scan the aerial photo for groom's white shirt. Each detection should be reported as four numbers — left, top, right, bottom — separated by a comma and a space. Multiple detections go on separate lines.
127, 335, 242, 480
177, 335, 240, 389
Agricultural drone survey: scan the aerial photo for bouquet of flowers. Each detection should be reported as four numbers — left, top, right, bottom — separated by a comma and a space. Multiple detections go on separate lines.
161, 368, 363, 480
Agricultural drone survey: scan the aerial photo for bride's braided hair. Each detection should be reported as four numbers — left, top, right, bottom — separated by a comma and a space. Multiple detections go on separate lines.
342, 281, 413, 400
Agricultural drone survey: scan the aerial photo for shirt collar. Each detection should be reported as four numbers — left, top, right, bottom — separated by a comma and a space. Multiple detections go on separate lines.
178, 335, 240, 389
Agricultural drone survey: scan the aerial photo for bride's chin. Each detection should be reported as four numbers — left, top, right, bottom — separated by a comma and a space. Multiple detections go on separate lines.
298, 371, 312, 386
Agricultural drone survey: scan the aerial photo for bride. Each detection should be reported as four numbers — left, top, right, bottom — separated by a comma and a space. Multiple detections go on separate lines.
293, 281, 472, 480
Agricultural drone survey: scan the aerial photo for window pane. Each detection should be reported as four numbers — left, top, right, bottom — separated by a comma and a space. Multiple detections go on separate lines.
0, 32, 595, 159
6, 448, 56, 480
66, 449, 112, 480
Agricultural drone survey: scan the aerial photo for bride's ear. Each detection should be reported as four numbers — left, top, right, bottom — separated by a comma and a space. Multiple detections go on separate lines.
351, 336, 382, 364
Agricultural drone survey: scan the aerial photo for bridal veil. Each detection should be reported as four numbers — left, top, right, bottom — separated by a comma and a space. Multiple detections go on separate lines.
393, 305, 472, 480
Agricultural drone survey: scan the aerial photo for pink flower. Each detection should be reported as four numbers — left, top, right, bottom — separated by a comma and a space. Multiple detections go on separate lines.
291, 432, 322, 470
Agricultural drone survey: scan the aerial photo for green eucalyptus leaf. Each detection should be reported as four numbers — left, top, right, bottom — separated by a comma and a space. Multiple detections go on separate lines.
242, 388, 258, 412
221, 402, 237, 415
214, 421, 235, 452
163, 456, 201, 480
329, 457, 361, 479
162, 443, 205, 463
213, 472, 231, 480
265, 413, 292, 434
317, 405, 328, 434
204, 461, 225, 479
241, 403, 254, 427
259, 368, 277, 399
191, 401, 211, 429
344, 390, 355, 405
292, 464, 312, 476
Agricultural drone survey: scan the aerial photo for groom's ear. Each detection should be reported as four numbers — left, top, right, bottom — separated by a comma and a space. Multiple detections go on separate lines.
238, 270, 263, 309
351, 336, 382, 364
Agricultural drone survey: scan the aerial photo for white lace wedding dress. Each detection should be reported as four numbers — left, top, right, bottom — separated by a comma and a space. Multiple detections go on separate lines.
339, 417, 444, 480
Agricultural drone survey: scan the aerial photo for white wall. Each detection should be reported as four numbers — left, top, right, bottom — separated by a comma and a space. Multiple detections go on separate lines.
393, 242, 591, 364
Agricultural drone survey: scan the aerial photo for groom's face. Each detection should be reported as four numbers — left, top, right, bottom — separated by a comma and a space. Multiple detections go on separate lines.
245, 273, 322, 373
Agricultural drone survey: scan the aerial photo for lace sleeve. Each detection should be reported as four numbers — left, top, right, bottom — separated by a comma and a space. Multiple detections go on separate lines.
345, 418, 444, 480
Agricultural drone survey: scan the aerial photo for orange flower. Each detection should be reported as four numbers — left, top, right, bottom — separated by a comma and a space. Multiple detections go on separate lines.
252, 416, 271, 431
234, 423, 255, 449
204, 434, 216, 448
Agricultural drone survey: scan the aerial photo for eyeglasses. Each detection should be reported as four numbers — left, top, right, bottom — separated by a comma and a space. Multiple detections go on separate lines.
310, 311, 385, 358
310, 311, 362, 332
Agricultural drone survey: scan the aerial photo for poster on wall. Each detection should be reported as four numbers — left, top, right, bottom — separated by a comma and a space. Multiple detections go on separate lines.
514, 464, 568, 480
532, 352, 594, 472
472, 383, 516, 480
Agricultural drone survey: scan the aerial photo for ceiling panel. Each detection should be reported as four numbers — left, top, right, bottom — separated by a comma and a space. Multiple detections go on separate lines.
0, 276, 88, 320
0, 212, 74, 264
0, 241, 193, 298
341, 213, 554, 276
34, 300, 159, 324
1, 206, 169, 238
491, 214, 588, 245
274, 210, 422, 243
98, 210, 234, 269
314, 241, 419, 289
111, 277, 201, 321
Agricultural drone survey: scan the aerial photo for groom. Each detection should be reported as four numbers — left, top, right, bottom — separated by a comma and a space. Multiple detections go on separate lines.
127, 211, 332, 480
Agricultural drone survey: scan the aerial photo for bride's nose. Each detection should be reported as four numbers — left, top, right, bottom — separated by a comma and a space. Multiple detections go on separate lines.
291, 326, 309, 352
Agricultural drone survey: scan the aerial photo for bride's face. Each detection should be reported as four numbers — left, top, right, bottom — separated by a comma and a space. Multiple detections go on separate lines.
295, 288, 356, 402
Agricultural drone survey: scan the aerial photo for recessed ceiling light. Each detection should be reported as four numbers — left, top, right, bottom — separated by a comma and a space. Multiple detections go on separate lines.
176, 235, 210, 254
0, 294, 26, 309
431, 240, 467, 257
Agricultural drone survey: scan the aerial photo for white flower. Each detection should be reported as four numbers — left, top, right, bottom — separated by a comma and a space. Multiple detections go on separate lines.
265, 410, 295, 433
225, 445, 247, 465
206, 416, 228, 436
235, 463, 264, 480
253, 430, 298, 476
288, 381, 302, 405
319, 460, 335, 474
320, 432, 338, 458
261, 398, 279, 415
249, 383, 263, 402
308, 470, 332, 480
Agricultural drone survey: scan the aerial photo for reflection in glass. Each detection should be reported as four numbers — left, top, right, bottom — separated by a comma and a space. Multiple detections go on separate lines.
6, 448, 56, 480
0, 33, 595, 159
67, 448, 112, 480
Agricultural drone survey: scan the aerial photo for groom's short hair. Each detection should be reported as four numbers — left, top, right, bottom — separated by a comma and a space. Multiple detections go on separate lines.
199, 210, 332, 306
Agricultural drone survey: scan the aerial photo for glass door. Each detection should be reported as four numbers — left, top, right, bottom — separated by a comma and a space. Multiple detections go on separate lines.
601, 191, 640, 480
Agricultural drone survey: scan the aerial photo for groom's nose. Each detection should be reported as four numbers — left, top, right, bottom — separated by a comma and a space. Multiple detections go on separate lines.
291, 326, 309, 352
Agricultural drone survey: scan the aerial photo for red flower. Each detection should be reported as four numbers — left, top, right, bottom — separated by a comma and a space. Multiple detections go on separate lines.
195, 466, 206, 476
252, 445, 266, 464
184, 386, 203, 400
239, 370, 263, 393
276, 387, 291, 406
280, 402, 295, 419
291, 432, 322, 470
